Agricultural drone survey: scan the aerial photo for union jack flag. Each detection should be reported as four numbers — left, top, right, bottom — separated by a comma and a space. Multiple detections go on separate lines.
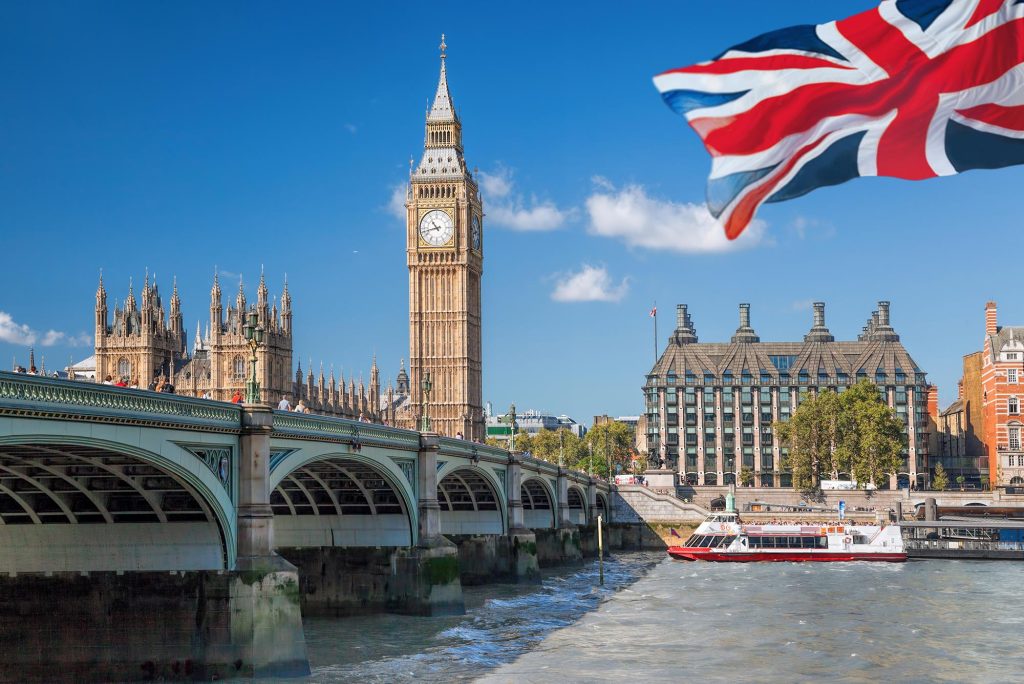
654, 0, 1024, 240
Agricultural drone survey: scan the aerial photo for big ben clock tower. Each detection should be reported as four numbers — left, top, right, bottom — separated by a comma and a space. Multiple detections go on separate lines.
406, 35, 484, 441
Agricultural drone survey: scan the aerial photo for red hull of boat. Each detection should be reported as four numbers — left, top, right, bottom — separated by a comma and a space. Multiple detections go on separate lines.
667, 546, 906, 563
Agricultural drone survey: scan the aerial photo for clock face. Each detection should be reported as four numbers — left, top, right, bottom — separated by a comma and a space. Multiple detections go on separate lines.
419, 209, 454, 246
471, 215, 481, 251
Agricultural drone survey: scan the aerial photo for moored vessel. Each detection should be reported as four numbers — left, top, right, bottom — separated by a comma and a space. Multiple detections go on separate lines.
668, 512, 905, 562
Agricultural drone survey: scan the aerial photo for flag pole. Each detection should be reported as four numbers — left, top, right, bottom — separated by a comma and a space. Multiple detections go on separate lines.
653, 301, 658, 365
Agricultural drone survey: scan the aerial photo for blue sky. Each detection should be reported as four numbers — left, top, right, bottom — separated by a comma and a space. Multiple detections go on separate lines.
0, 1, 1019, 421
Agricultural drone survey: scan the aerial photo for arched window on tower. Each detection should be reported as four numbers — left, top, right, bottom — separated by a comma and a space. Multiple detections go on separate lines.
233, 355, 246, 380
117, 357, 131, 381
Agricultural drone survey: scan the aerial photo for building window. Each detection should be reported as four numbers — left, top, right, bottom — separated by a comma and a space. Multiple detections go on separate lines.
117, 357, 131, 380
1008, 353, 1020, 361
1009, 369, 1019, 385
1010, 427, 1021, 451
233, 355, 246, 380
1011, 397, 1020, 415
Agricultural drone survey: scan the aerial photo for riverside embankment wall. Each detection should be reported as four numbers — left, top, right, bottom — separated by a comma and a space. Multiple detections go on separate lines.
677, 486, 1024, 512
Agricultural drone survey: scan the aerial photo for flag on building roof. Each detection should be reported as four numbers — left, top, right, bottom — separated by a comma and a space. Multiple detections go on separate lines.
649, 305, 658, 318
654, 0, 1024, 240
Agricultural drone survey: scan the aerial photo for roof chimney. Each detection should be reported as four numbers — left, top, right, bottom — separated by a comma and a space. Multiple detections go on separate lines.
868, 300, 899, 341
673, 304, 697, 345
804, 302, 834, 343
731, 303, 759, 343
986, 301, 998, 336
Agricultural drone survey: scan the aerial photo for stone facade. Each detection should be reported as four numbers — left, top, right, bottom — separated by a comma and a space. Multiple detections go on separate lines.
644, 301, 934, 489
93, 271, 383, 420
400, 37, 485, 441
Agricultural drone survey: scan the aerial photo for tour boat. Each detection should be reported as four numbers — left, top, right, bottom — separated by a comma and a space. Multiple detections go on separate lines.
668, 512, 906, 562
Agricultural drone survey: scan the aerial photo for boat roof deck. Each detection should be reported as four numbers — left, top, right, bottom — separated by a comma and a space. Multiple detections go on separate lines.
901, 517, 1024, 529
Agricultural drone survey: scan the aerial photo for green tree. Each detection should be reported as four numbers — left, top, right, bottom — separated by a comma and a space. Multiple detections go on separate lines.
842, 389, 903, 489
932, 462, 948, 491
740, 467, 755, 488
776, 380, 904, 491
568, 422, 634, 478
510, 430, 533, 455
775, 389, 842, 490
528, 428, 584, 466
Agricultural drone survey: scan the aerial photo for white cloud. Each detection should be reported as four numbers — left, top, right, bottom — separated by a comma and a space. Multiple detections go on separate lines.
386, 184, 408, 221
584, 182, 767, 253
478, 167, 513, 199
551, 265, 629, 303
344, 122, 358, 134
0, 312, 36, 346
479, 166, 574, 231
489, 202, 573, 232
0, 312, 90, 347
40, 330, 92, 347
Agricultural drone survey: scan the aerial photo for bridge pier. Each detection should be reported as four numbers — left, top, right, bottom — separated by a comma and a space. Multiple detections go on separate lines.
504, 452, 542, 581
230, 405, 309, 676
397, 431, 464, 614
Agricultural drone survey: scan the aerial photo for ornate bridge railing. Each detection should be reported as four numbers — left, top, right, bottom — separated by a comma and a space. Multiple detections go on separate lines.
271, 411, 422, 450
436, 436, 508, 463
0, 371, 241, 432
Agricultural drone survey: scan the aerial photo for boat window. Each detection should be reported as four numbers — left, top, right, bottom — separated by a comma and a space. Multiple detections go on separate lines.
717, 535, 736, 548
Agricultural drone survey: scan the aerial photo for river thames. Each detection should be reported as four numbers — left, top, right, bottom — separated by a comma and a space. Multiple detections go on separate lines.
290, 553, 1023, 683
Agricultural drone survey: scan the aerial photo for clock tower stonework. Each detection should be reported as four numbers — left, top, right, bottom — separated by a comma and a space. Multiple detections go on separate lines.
405, 36, 484, 441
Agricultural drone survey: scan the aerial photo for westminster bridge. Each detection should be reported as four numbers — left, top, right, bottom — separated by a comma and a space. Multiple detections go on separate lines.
0, 371, 611, 680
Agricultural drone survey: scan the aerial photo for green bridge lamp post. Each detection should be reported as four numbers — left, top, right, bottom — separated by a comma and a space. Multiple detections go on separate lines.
420, 370, 432, 432
508, 403, 517, 452
242, 307, 265, 404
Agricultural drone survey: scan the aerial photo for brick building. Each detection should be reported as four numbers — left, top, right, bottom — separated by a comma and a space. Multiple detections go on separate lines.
936, 351, 986, 486
980, 302, 1024, 485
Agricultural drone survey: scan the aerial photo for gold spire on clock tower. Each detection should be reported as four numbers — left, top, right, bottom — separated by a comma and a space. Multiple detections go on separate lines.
404, 35, 485, 441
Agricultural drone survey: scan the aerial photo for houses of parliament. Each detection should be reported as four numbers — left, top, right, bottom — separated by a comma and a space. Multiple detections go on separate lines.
81, 37, 485, 437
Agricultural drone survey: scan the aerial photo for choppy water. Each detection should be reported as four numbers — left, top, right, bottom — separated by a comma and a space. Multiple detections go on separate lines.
293, 554, 1024, 683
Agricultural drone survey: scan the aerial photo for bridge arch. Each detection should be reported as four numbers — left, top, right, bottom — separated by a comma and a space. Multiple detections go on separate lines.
0, 434, 234, 572
595, 491, 610, 522
436, 466, 506, 535
268, 446, 416, 548
566, 485, 588, 525
521, 476, 555, 529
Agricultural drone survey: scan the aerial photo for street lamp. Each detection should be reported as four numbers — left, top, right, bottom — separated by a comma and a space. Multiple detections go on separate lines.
508, 403, 517, 452
605, 429, 611, 482
420, 370, 432, 432
558, 429, 564, 468
242, 306, 265, 404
